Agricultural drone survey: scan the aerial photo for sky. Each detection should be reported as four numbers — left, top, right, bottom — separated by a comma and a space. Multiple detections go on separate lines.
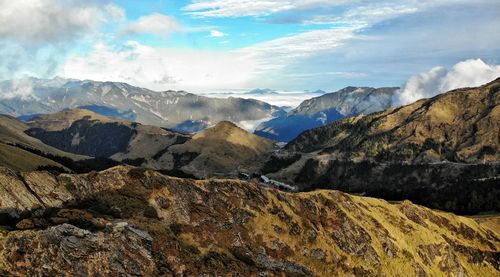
1, 0, 499, 93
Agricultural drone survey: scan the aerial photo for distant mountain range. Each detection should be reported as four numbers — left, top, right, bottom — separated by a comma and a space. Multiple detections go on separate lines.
245, 88, 279, 95
255, 86, 399, 142
0, 77, 285, 133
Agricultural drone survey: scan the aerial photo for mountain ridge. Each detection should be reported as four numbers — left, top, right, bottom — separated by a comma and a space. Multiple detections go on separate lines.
255, 86, 399, 142
261, 78, 500, 214
286, 78, 500, 163
0, 77, 286, 133
0, 165, 498, 276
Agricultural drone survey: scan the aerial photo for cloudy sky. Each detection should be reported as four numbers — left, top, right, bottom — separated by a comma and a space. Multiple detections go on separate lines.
1, 0, 499, 92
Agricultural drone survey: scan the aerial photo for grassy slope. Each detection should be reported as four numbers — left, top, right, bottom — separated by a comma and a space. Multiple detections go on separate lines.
169, 121, 275, 176
0, 143, 67, 171
0, 115, 87, 161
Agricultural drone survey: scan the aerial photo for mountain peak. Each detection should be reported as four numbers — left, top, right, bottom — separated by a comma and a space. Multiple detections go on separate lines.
193, 121, 239, 139
246, 88, 278, 95
214, 120, 238, 129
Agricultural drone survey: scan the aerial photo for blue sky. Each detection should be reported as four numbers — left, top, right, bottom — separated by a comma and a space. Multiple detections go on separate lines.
0, 0, 499, 92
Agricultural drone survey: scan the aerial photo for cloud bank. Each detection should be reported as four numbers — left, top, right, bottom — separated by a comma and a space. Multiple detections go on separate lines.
395, 59, 500, 105
0, 0, 123, 43
62, 41, 257, 91
0, 0, 124, 80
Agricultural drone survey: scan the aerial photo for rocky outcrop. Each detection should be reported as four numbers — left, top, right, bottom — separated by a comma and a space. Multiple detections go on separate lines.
0, 223, 156, 276
0, 166, 498, 276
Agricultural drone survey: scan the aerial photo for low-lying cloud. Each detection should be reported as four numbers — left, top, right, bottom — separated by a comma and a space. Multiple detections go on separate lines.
395, 59, 500, 105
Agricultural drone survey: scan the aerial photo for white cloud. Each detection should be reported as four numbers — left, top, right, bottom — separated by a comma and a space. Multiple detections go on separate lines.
395, 66, 447, 105
61, 41, 257, 91
122, 13, 182, 37
0, 0, 124, 43
0, 78, 35, 100
209, 30, 226, 37
395, 59, 500, 105
306, 4, 419, 26
0, 0, 125, 80
240, 27, 358, 71
183, 0, 341, 17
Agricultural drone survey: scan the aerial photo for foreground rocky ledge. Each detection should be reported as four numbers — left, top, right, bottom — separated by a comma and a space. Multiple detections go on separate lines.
0, 166, 498, 276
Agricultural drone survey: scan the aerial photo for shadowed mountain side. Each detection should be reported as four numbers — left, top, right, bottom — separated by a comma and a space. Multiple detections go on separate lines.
0, 166, 498, 276
24, 109, 190, 160
0, 114, 96, 172
0, 114, 87, 160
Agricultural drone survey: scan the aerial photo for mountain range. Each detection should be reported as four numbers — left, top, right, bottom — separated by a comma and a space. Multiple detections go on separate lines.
2, 108, 273, 179
0, 77, 285, 133
255, 86, 399, 142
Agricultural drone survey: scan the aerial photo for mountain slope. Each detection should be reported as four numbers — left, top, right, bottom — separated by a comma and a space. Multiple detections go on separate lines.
255, 87, 398, 142
0, 114, 92, 171
0, 114, 87, 159
0, 77, 286, 133
0, 143, 68, 171
287, 79, 500, 163
25, 109, 190, 162
0, 166, 498, 276
263, 79, 500, 214
22, 110, 273, 177
167, 121, 276, 177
